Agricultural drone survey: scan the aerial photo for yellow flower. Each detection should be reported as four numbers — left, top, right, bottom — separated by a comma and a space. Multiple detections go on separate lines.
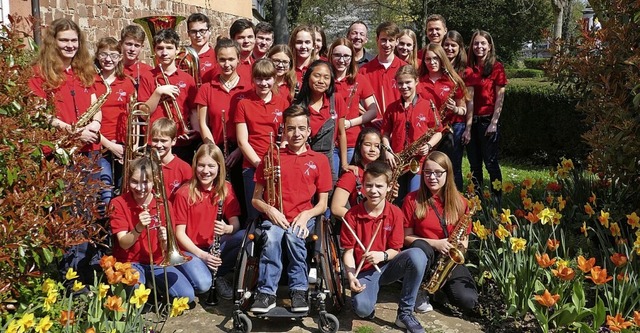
170, 297, 190, 317
609, 222, 621, 237
627, 212, 639, 229
65, 268, 79, 280
533, 201, 545, 215
495, 224, 511, 241
520, 188, 528, 199
561, 157, 574, 170
552, 210, 563, 225
473, 220, 490, 240
98, 283, 109, 299
634, 236, 640, 255
72, 280, 85, 292
500, 209, 512, 224
556, 258, 570, 269
581, 222, 588, 237
44, 289, 58, 311
510, 237, 527, 253
6, 320, 19, 333
17, 313, 36, 331
598, 210, 610, 228
130, 284, 152, 309
483, 189, 491, 199
557, 195, 566, 211
584, 203, 595, 217
537, 207, 555, 225
468, 195, 483, 212
522, 197, 533, 211
35, 316, 53, 333
502, 181, 515, 193
492, 179, 502, 191
466, 182, 475, 195
589, 192, 597, 204
556, 167, 568, 179
42, 278, 57, 294
522, 177, 534, 190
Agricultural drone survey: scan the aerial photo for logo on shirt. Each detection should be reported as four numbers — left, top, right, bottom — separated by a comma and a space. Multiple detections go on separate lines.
273, 109, 282, 123
391, 79, 397, 89
383, 223, 393, 232
415, 113, 427, 127
304, 161, 317, 176
201, 61, 213, 71
235, 94, 246, 101
150, 215, 161, 229
170, 180, 181, 194
440, 86, 451, 97
117, 89, 127, 102
177, 81, 187, 89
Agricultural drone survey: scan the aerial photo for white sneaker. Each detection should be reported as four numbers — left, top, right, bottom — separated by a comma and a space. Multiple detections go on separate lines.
414, 291, 433, 313
308, 268, 317, 284
215, 277, 233, 300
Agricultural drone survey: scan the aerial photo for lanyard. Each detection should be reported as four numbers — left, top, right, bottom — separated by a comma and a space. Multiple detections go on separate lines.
428, 199, 449, 238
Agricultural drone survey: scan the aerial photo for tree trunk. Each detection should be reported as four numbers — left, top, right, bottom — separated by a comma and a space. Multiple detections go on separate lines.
553, 0, 565, 39
272, 0, 290, 44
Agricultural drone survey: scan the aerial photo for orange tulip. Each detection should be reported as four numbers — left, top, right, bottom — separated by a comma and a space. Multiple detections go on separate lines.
121, 268, 140, 286
586, 266, 613, 285
536, 253, 557, 268
105, 267, 123, 285
86, 328, 96, 333
606, 313, 632, 332
552, 265, 576, 281
633, 311, 640, 326
99, 255, 116, 270
533, 289, 560, 308
547, 239, 560, 251
584, 203, 595, 217
525, 212, 540, 224
616, 272, 629, 282
577, 255, 596, 273
104, 295, 125, 312
59, 310, 75, 326
610, 253, 628, 267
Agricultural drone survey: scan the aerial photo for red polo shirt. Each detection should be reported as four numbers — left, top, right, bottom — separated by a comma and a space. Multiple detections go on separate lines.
197, 46, 217, 84
173, 181, 241, 249
463, 62, 507, 117
402, 191, 471, 239
234, 91, 290, 168
295, 64, 309, 83
341, 201, 405, 272
255, 146, 332, 221
109, 192, 166, 265
94, 75, 136, 143
194, 75, 250, 144
29, 66, 99, 152
308, 93, 347, 140
419, 75, 466, 125
276, 82, 294, 103
138, 67, 197, 138
123, 60, 153, 87
334, 74, 375, 147
358, 56, 406, 120
162, 155, 193, 202
335, 166, 365, 207
381, 95, 443, 153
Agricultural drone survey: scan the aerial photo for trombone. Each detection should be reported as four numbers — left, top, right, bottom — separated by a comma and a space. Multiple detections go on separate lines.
157, 64, 191, 136
122, 91, 151, 193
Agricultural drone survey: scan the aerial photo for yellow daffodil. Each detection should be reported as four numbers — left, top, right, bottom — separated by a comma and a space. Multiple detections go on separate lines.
557, 195, 566, 211
522, 197, 533, 210
609, 222, 621, 237
170, 297, 190, 317
533, 201, 545, 215
495, 224, 510, 241
537, 207, 555, 225
634, 236, 640, 255
627, 212, 639, 229
598, 210, 610, 228
35, 316, 53, 333
522, 177, 534, 190
561, 157, 574, 170
500, 209, 512, 224
589, 192, 597, 204
130, 284, 152, 309
584, 203, 595, 217
581, 221, 588, 237
65, 268, 79, 280
41, 278, 57, 294
556, 167, 568, 179
492, 179, 502, 191
483, 189, 491, 199
510, 237, 527, 253
502, 181, 515, 193
44, 289, 58, 311
5, 319, 19, 333
98, 283, 109, 299
552, 210, 563, 225
72, 280, 85, 292
520, 188, 528, 199
17, 313, 36, 331
473, 220, 490, 240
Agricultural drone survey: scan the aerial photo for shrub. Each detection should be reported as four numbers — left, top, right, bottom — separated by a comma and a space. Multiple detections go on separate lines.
523, 58, 550, 70
505, 68, 545, 79
500, 78, 587, 164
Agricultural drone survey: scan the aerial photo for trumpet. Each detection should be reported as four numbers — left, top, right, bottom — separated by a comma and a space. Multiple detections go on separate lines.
157, 64, 191, 136
264, 128, 283, 212
122, 90, 151, 193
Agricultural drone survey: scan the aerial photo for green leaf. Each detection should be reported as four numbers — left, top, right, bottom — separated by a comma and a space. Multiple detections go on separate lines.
572, 280, 586, 309
42, 247, 53, 264
592, 296, 606, 330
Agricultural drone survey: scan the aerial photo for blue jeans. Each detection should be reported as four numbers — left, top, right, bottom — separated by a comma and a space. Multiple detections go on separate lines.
256, 218, 315, 295
242, 167, 259, 223
333, 147, 355, 179
466, 116, 502, 199
351, 248, 427, 318
217, 229, 245, 276
84, 151, 112, 218
132, 262, 196, 302
176, 252, 212, 294
451, 122, 466, 191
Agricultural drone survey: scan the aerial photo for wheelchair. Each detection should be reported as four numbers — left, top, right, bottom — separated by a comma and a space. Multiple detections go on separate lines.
231, 215, 345, 333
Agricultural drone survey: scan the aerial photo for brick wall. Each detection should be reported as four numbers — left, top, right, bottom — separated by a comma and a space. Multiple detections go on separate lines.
37, 0, 248, 58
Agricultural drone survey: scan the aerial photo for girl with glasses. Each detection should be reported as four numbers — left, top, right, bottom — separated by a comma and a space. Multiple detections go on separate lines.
267, 44, 297, 102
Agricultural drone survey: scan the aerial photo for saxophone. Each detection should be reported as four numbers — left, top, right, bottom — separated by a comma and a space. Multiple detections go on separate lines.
205, 199, 224, 306
75, 66, 111, 128
425, 205, 477, 294
438, 68, 459, 123
383, 127, 437, 201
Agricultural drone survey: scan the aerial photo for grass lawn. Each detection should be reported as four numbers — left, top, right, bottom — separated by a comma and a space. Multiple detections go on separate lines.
460, 155, 554, 190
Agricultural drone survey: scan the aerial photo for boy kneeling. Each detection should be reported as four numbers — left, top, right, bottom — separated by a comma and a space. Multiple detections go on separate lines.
341, 161, 427, 333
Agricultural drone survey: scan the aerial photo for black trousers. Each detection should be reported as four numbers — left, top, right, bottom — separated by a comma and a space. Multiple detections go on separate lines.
410, 239, 478, 311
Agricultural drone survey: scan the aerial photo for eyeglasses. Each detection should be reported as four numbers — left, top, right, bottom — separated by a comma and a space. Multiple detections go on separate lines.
423, 170, 446, 178
272, 59, 290, 66
97, 52, 122, 60
332, 54, 352, 61
188, 28, 210, 36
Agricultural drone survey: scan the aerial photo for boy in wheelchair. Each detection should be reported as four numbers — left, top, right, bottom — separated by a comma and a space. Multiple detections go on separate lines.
249, 105, 333, 313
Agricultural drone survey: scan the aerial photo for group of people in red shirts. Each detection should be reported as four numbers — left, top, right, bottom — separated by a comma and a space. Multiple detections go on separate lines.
29, 12, 507, 333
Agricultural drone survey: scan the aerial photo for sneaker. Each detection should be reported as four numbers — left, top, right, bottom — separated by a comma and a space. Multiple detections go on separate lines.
414, 291, 434, 313
250, 292, 276, 313
395, 313, 426, 333
290, 289, 309, 312
215, 276, 233, 300
308, 268, 317, 284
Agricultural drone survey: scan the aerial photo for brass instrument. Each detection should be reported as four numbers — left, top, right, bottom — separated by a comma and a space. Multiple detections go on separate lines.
149, 148, 192, 267
383, 127, 437, 201
122, 91, 151, 193
438, 68, 459, 123
425, 205, 477, 294
205, 199, 224, 306
156, 65, 191, 136
264, 130, 283, 212
75, 66, 111, 128
177, 45, 202, 87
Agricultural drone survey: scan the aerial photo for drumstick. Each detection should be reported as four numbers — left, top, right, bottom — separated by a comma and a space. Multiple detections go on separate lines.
341, 217, 381, 273
355, 219, 384, 277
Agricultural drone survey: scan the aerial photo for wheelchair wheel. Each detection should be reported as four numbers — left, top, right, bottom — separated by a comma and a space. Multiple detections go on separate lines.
319, 219, 345, 312
233, 221, 260, 310
233, 312, 252, 333
318, 312, 339, 333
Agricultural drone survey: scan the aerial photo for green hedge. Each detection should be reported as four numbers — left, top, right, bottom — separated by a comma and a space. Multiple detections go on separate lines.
505, 68, 545, 79
500, 78, 587, 163
523, 58, 549, 70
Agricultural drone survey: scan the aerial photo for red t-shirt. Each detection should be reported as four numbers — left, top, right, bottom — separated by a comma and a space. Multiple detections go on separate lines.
358, 56, 407, 121
419, 75, 466, 125
234, 91, 290, 168
94, 75, 136, 143
123, 60, 153, 87
162, 155, 193, 202
402, 191, 471, 239
295, 64, 309, 83
29, 66, 99, 152
173, 181, 241, 249
334, 75, 376, 147
197, 46, 217, 84
109, 192, 166, 264
276, 82, 294, 103
341, 201, 405, 272
463, 62, 507, 117
194, 75, 250, 144
138, 67, 197, 138
335, 166, 365, 207
255, 146, 332, 221
381, 95, 444, 153
308, 93, 347, 141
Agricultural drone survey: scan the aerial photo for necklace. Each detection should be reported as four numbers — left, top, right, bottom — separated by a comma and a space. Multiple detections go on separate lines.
220, 74, 239, 91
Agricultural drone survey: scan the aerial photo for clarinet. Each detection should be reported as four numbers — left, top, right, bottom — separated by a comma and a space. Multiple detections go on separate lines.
205, 199, 224, 306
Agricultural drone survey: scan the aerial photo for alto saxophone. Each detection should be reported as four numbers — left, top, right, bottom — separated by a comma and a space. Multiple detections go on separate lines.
425, 205, 477, 294
75, 66, 111, 128
438, 69, 459, 123
205, 199, 224, 306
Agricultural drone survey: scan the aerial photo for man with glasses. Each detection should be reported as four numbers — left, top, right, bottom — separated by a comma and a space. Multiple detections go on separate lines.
186, 13, 216, 84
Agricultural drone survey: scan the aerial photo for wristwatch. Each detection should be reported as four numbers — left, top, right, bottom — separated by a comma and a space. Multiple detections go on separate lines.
383, 251, 389, 262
